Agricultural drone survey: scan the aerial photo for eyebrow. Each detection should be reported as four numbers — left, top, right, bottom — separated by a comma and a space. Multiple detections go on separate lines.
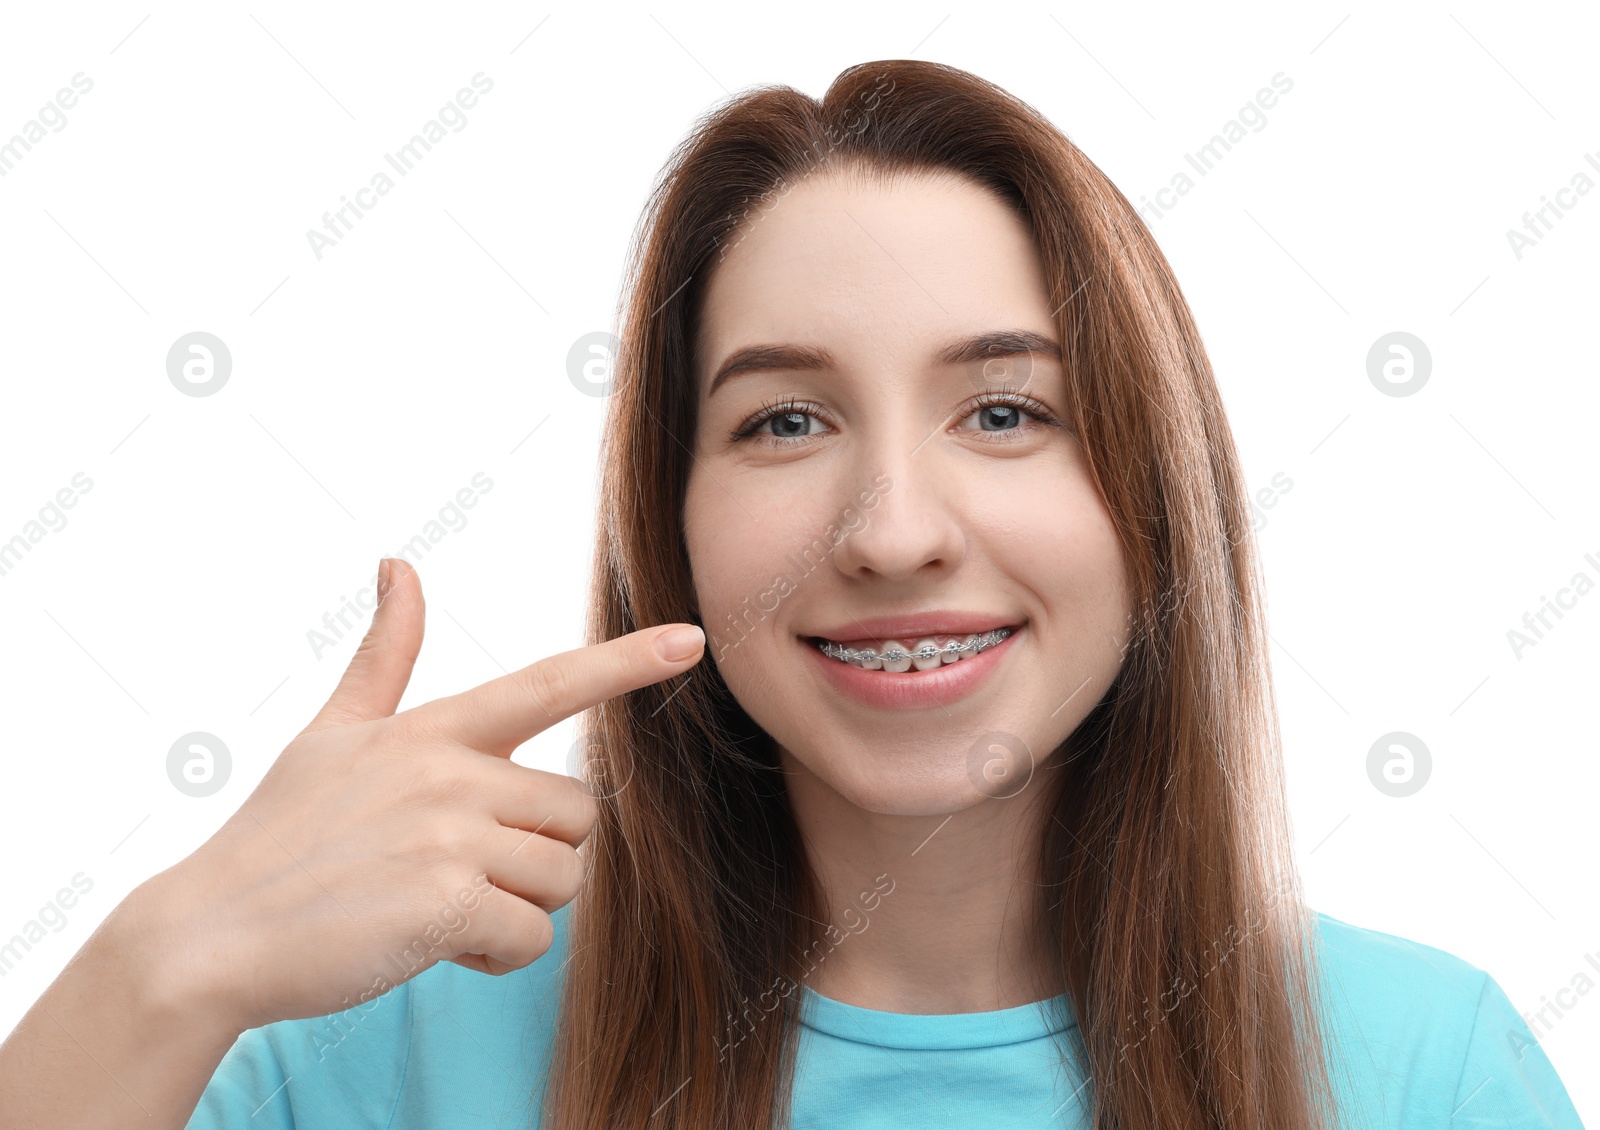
706, 329, 1063, 398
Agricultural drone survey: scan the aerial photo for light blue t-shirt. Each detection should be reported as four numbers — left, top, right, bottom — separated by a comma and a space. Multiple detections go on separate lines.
185, 904, 1586, 1128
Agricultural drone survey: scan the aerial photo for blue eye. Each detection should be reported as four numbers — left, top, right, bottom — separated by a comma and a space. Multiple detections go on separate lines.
762, 409, 823, 439
954, 394, 1061, 439
730, 399, 829, 445
965, 403, 1025, 432
729, 393, 1061, 447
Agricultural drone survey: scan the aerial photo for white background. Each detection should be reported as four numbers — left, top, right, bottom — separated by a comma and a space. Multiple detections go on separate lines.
0, 0, 1594, 1119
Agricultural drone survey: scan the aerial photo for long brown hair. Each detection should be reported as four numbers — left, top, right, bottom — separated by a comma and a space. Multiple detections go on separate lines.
541, 59, 1351, 1130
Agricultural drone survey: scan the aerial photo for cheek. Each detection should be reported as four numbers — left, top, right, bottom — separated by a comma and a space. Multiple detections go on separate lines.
1054, 503, 1132, 660
683, 472, 807, 634
983, 469, 1130, 638
682, 474, 737, 613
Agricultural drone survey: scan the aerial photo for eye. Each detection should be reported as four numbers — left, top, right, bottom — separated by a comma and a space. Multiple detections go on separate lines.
955, 393, 1061, 439
728, 391, 1063, 448
730, 397, 831, 446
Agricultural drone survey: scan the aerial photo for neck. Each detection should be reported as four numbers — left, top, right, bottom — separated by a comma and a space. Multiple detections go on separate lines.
779, 747, 1060, 1015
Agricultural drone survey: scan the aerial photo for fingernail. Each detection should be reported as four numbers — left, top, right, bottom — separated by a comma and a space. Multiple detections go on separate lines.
655, 625, 705, 662
377, 558, 392, 608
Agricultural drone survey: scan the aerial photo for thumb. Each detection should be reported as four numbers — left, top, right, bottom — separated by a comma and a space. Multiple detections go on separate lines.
305, 558, 425, 732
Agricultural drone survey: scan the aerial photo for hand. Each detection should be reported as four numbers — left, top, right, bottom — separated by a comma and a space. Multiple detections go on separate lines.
136, 558, 704, 1033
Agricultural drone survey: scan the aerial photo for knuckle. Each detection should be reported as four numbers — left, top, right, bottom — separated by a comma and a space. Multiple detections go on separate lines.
564, 844, 589, 894
526, 907, 555, 958
515, 657, 572, 721
548, 841, 586, 901
352, 623, 384, 661
553, 770, 601, 829
417, 749, 470, 796
576, 790, 600, 835
566, 808, 600, 852
417, 819, 472, 865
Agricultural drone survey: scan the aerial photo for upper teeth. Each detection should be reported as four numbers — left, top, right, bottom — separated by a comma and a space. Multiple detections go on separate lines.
816, 628, 1013, 671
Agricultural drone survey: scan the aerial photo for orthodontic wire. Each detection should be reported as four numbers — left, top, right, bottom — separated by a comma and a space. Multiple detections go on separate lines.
817, 626, 1012, 665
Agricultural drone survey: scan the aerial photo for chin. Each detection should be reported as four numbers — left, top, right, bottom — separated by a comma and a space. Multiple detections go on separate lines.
779, 742, 1015, 816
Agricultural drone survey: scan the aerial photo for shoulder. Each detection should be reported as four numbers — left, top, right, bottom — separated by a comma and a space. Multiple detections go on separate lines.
1312, 909, 1488, 1029
1308, 909, 1584, 1129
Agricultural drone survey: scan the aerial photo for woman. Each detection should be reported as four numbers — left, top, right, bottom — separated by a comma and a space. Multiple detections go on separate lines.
1, 59, 1581, 1129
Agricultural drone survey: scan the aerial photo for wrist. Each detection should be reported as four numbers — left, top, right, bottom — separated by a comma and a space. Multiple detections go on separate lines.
110, 865, 255, 1038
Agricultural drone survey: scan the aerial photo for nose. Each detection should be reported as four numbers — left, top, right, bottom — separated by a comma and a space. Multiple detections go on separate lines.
827, 443, 966, 583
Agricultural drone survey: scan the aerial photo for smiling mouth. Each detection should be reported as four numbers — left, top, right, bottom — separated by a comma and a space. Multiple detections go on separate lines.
806, 627, 1017, 672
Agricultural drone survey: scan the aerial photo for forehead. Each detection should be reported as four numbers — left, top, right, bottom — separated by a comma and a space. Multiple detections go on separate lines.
694, 168, 1054, 389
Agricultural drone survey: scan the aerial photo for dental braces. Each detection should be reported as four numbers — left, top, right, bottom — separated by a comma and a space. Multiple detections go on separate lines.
817, 626, 1013, 665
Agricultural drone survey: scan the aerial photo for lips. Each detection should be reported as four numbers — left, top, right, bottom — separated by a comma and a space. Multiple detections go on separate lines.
802, 617, 1023, 708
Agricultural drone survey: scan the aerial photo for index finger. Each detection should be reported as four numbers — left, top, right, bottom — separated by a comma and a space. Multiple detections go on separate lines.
422, 623, 705, 754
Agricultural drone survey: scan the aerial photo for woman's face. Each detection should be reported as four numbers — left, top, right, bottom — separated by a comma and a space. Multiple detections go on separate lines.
683, 168, 1133, 817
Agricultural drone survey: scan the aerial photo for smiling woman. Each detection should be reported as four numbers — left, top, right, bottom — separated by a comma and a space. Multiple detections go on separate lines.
536, 58, 1583, 1130
135, 57, 1584, 1130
